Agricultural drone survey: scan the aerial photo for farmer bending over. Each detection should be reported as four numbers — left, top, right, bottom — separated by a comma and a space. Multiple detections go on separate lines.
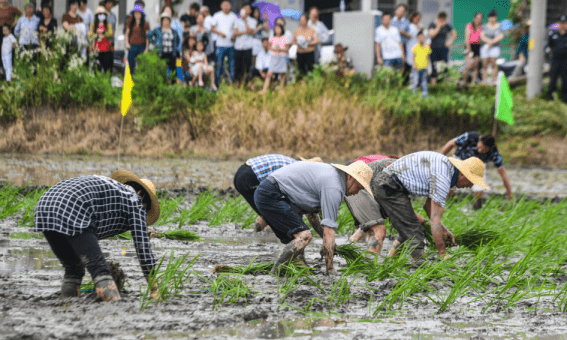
234, 154, 322, 232
254, 161, 373, 275
347, 155, 426, 255
441, 132, 512, 209
34, 170, 161, 302
373, 151, 489, 259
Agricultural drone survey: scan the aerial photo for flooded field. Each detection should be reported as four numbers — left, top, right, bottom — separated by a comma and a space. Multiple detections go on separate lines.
1, 154, 567, 339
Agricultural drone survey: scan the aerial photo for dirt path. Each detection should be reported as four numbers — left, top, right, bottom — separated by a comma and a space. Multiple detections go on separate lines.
1, 154, 567, 198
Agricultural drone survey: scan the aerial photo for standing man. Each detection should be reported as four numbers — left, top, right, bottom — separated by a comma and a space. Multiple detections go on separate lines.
254, 161, 373, 274
428, 11, 456, 85
180, 2, 200, 34
201, 6, 216, 65
391, 4, 411, 79
233, 3, 256, 85
101, 0, 117, 45
547, 15, 567, 103
307, 6, 329, 65
15, 3, 40, 51
373, 151, 488, 259
211, 0, 237, 88
375, 11, 405, 69
441, 132, 513, 209
77, 0, 93, 33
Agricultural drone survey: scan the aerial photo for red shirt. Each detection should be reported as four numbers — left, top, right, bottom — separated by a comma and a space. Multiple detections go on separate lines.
0, 5, 22, 26
355, 155, 389, 164
95, 37, 111, 52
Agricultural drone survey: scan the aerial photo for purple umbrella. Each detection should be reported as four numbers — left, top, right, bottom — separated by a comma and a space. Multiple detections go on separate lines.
252, 1, 282, 29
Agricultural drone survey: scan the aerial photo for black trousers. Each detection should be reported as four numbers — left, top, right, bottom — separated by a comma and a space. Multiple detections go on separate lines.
296, 51, 315, 79
235, 48, 252, 83
548, 57, 567, 103
97, 51, 113, 74
247, 67, 269, 81
160, 52, 177, 79
43, 228, 111, 282
233, 163, 261, 216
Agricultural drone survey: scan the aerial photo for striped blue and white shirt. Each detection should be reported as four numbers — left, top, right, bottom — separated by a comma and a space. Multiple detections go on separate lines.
248, 154, 296, 182
383, 151, 456, 207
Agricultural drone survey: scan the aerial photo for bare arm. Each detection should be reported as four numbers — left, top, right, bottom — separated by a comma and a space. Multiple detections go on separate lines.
429, 25, 440, 39
308, 29, 319, 46
446, 29, 457, 47
429, 199, 449, 257
375, 42, 382, 63
440, 138, 457, 155
493, 33, 505, 44
497, 167, 513, 200
464, 25, 471, 51
306, 213, 324, 238
480, 31, 490, 44
400, 42, 406, 61
323, 226, 336, 274
210, 25, 225, 38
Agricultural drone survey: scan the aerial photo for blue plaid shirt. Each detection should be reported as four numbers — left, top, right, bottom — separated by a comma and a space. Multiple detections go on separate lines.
247, 154, 296, 182
391, 16, 411, 45
384, 151, 456, 207
454, 131, 504, 169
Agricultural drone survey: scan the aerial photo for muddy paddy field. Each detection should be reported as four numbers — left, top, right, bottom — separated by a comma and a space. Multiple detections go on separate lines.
1, 155, 567, 339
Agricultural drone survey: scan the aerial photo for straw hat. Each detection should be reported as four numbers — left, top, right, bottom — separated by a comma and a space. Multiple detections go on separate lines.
95, 6, 108, 15
330, 161, 373, 196
160, 12, 172, 21
448, 157, 490, 190
110, 170, 161, 226
298, 156, 323, 163
99, 0, 119, 7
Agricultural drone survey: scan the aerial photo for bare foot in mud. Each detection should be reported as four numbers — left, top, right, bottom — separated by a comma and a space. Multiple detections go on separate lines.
95, 279, 121, 302
254, 217, 268, 232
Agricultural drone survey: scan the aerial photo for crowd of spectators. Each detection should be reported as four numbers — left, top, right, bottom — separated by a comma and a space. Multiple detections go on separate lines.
0, 0, 565, 102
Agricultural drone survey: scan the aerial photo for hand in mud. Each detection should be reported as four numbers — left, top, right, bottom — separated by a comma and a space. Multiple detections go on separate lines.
442, 226, 457, 247
150, 288, 161, 301
319, 244, 338, 261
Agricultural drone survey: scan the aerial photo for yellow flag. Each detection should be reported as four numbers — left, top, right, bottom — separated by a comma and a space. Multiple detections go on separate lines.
121, 63, 134, 116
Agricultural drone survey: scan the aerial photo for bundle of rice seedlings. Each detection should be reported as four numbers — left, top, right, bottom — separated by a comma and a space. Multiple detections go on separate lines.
335, 243, 371, 265
162, 230, 201, 241
212, 261, 274, 275
108, 232, 133, 240
423, 223, 500, 250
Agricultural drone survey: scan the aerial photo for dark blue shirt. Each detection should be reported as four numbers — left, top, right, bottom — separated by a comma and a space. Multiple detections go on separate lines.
454, 131, 504, 169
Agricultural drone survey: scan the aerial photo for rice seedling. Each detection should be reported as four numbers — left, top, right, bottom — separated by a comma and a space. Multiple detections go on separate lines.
209, 195, 256, 227
8, 232, 44, 239
155, 195, 185, 226
161, 230, 201, 241
336, 203, 356, 236
108, 232, 133, 240
212, 257, 274, 275
210, 274, 254, 310
422, 222, 501, 250
335, 243, 371, 266
16, 187, 47, 228
139, 251, 200, 310
277, 263, 325, 306
0, 184, 25, 219
180, 190, 217, 227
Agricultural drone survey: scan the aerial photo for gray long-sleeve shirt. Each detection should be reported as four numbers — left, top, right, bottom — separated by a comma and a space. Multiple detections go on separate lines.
271, 162, 346, 229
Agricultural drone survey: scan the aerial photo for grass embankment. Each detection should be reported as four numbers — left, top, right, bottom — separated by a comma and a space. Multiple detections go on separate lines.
1, 50, 566, 165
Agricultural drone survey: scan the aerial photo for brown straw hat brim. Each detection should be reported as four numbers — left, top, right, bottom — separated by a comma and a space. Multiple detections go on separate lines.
448, 158, 490, 190
331, 163, 373, 196
110, 170, 160, 226
298, 156, 323, 162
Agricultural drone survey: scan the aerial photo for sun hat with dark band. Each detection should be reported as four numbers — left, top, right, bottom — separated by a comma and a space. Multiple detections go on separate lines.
298, 156, 323, 162
331, 161, 373, 196
448, 157, 490, 190
110, 170, 160, 226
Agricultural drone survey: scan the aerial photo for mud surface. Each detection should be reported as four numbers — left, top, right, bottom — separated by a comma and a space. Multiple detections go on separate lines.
1, 216, 567, 340
2, 154, 567, 197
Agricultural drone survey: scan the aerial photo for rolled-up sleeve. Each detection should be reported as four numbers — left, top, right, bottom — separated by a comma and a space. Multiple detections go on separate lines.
319, 188, 344, 229
129, 205, 156, 277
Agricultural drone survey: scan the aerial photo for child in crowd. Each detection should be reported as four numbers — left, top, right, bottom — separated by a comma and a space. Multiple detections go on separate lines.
93, 23, 113, 73
183, 35, 196, 84
259, 24, 289, 94
2, 24, 17, 81
190, 39, 215, 89
410, 30, 431, 98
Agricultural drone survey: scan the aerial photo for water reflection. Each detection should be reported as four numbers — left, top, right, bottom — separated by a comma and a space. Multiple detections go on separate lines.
0, 246, 62, 272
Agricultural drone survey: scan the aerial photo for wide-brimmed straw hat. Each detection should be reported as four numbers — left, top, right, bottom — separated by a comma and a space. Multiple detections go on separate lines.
331, 161, 373, 195
95, 6, 107, 14
298, 156, 323, 162
448, 157, 490, 190
160, 12, 172, 21
110, 170, 161, 226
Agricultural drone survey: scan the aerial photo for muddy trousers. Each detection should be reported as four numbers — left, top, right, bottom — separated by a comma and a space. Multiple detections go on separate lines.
372, 172, 426, 257
233, 163, 261, 216
43, 228, 112, 284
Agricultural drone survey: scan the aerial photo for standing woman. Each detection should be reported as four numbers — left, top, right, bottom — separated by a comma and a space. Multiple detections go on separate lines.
37, 5, 57, 49
34, 170, 161, 302
251, 6, 263, 67
405, 12, 421, 72
462, 12, 483, 87
148, 12, 181, 83
259, 23, 289, 94
292, 14, 318, 81
88, 6, 113, 39
480, 9, 504, 85
125, 3, 149, 74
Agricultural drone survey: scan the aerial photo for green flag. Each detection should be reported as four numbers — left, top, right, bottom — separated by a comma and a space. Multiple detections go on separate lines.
496, 73, 514, 125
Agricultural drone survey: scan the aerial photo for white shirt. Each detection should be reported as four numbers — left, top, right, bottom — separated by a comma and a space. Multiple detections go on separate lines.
204, 15, 216, 42
2, 33, 16, 56
234, 16, 257, 50
308, 19, 329, 45
77, 7, 93, 37
212, 11, 238, 47
374, 25, 403, 60
255, 48, 271, 70
406, 23, 420, 66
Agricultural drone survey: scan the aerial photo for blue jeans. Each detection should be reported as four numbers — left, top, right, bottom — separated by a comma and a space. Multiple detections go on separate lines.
127, 44, 146, 74
410, 68, 428, 97
215, 46, 235, 87
254, 178, 310, 244
384, 58, 403, 70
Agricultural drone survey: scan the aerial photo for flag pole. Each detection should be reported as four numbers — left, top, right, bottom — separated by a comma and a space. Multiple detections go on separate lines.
492, 71, 504, 137
118, 113, 124, 161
